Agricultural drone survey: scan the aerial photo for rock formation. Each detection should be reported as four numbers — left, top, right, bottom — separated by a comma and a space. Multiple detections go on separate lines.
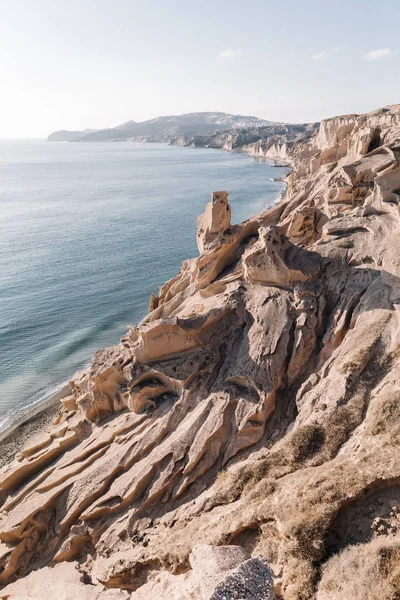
2, 104, 400, 599
173, 122, 317, 165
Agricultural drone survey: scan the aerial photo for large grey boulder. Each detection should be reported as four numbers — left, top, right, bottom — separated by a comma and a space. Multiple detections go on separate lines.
210, 557, 275, 600
190, 545, 275, 600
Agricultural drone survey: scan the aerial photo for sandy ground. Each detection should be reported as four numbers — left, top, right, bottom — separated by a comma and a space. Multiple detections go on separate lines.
0, 386, 69, 469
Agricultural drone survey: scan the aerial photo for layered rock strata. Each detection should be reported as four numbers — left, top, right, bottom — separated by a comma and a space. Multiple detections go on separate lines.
1, 104, 400, 599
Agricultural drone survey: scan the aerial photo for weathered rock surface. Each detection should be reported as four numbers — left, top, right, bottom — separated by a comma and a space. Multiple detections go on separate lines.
197, 191, 232, 253
0, 562, 130, 599
2, 104, 400, 599
209, 556, 274, 600
173, 122, 318, 165
189, 544, 251, 598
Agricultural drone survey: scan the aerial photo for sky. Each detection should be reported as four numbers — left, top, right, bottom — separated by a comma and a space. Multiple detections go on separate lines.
0, 0, 399, 137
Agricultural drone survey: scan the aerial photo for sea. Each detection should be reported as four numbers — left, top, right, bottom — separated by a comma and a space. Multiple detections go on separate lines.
0, 140, 286, 433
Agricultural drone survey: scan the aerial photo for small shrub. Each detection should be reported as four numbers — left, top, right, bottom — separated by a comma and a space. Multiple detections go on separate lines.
365, 391, 400, 437
289, 423, 326, 463
316, 535, 400, 600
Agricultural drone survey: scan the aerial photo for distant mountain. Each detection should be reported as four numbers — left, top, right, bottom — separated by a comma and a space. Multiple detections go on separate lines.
47, 129, 100, 142
47, 112, 278, 143
114, 120, 138, 131
70, 129, 128, 142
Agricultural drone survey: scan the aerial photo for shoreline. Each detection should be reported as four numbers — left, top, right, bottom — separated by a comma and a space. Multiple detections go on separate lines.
46, 135, 294, 169
0, 384, 71, 466
0, 382, 71, 442
156, 139, 293, 170
0, 146, 288, 463
0, 401, 63, 469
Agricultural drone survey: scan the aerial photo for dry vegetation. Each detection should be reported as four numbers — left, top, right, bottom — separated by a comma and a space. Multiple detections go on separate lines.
211, 354, 400, 599
316, 535, 400, 600
365, 389, 400, 438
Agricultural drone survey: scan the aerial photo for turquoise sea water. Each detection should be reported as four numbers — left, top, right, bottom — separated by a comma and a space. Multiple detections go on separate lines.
0, 140, 286, 430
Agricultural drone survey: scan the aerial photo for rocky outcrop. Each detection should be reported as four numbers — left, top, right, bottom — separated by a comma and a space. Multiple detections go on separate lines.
2, 104, 400, 599
173, 122, 318, 163
0, 544, 274, 600
196, 191, 232, 253
242, 225, 322, 286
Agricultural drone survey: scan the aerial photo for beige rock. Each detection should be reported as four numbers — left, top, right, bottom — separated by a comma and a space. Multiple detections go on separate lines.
197, 191, 231, 253
242, 225, 322, 286
0, 562, 129, 599
2, 104, 400, 600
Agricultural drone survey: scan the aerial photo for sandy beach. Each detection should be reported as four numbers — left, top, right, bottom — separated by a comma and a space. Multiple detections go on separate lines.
0, 385, 70, 468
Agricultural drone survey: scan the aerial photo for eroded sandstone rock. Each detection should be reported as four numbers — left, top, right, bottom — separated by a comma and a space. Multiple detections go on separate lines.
2, 104, 400, 599
197, 191, 231, 253
242, 225, 322, 286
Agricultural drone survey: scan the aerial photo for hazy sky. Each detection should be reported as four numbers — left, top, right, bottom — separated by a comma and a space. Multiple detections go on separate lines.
1, 0, 399, 137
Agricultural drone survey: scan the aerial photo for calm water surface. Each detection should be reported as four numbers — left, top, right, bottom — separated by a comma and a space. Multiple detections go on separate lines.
0, 140, 286, 430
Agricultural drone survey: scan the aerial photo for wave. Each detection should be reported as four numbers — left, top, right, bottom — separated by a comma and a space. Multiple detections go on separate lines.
0, 317, 125, 438
0, 378, 71, 439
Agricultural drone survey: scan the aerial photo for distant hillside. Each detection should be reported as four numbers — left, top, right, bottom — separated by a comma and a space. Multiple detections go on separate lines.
114, 120, 138, 131
47, 130, 87, 142
47, 129, 100, 142
47, 112, 277, 143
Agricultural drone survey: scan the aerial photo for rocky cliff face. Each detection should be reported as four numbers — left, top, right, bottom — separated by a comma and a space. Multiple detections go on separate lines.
172, 122, 317, 165
2, 105, 400, 599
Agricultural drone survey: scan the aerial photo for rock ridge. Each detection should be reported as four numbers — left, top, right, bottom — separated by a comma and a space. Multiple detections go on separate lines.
2, 103, 400, 599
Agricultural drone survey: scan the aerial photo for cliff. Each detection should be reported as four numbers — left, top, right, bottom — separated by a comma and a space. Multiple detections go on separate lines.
3, 104, 400, 599
171, 122, 318, 165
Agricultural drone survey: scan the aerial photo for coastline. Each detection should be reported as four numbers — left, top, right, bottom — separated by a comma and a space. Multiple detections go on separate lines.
0, 145, 288, 465
0, 384, 70, 467
4, 106, 400, 598
168, 137, 293, 169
